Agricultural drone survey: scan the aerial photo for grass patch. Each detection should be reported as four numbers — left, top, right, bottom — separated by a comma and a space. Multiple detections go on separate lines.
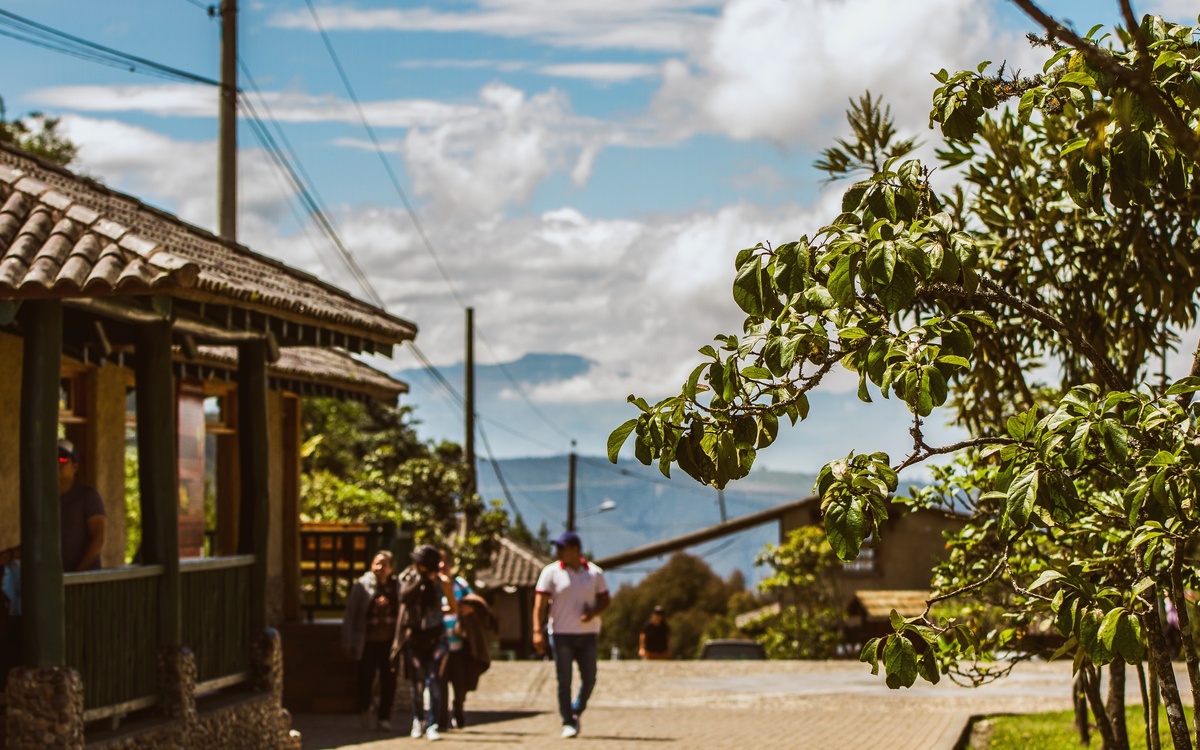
972, 705, 1194, 749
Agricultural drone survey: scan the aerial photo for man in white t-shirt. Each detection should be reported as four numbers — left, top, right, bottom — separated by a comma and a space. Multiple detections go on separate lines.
533, 531, 610, 739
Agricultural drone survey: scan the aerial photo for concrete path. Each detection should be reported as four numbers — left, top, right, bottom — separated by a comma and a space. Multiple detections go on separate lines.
292, 659, 1179, 749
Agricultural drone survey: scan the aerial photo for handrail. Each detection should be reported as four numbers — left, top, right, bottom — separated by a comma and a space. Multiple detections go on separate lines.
180, 554, 255, 573
63, 564, 164, 586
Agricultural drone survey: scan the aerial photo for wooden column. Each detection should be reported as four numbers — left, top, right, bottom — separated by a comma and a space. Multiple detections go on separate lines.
135, 320, 181, 646
19, 299, 64, 667
237, 339, 269, 635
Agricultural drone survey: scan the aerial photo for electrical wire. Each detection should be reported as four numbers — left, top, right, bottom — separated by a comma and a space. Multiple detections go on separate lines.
476, 421, 522, 519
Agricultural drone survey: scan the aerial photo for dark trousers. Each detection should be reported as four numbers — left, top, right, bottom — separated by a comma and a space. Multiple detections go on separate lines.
405, 641, 447, 729
356, 640, 397, 720
438, 649, 469, 728
550, 633, 597, 727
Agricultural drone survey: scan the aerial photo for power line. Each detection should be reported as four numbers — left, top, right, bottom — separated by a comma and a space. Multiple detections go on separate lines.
0, 8, 223, 87
476, 421, 522, 519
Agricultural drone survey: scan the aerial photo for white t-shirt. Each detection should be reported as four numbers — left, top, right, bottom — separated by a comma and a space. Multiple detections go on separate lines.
535, 559, 609, 636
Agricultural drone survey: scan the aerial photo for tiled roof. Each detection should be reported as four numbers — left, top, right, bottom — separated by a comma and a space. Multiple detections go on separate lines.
189, 345, 407, 402
0, 143, 416, 348
474, 537, 552, 589
0, 168, 199, 296
851, 590, 930, 619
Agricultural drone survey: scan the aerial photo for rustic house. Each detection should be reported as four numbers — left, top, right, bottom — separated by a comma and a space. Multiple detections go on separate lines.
0, 141, 415, 749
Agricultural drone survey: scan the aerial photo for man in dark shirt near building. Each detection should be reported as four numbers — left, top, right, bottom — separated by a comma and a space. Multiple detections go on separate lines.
58, 439, 105, 571
639, 606, 670, 660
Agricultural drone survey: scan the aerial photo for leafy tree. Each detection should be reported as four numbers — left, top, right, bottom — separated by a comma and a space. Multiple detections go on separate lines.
0, 98, 78, 167
611, 6, 1200, 748
746, 526, 844, 659
301, 398, 508, 578
598, 552, 755, 659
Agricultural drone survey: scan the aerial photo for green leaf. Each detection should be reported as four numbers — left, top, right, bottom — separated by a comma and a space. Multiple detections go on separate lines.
1098, 420, 1130, 464
732, 257, 765, 316
741, 365, 771, 380
883, 634, 919, 689
1098, 608, 1123, 651
1029, 569, 1064, 590
607, 419, 638, 463
824, 496, 867, 561
1114, 614, 1145, 662
889, 608, 905, 632
1006, 466, 1039, 527
876, 262, 917, 313
860, 637, 881, 673
828, 256, 856, 307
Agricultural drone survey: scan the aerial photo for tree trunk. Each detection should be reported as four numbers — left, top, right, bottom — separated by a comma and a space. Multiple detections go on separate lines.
1082, 661, 1120, 750
1168, 554, 1200, 749
1138, 662, 1160, 750
1107, 659, 1129, 750
1141, 604, 1193, 750
1075, 670, 1092, 746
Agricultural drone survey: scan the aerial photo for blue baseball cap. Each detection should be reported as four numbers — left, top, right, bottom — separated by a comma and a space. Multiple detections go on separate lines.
552, 531, 582, 548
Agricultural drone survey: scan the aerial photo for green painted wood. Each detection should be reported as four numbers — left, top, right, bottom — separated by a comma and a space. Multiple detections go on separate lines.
19, 299, 65, 667
135, 320, 181, 646
237, 339, 270, 635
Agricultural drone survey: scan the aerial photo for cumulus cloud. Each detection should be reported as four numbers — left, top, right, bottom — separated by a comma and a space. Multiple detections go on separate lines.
651, 0, 1036, 145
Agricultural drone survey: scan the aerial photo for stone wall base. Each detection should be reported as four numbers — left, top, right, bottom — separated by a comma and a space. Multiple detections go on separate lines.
4, 629, 300, 750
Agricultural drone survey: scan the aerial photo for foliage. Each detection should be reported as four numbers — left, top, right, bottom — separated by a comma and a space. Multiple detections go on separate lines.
598, 552, 756, 659
0, 100, 78, 167
972, 705, 1195, 750
300, 397, 508, 578
124, 445, 140, 564
746, 526, 844, 659
610, 6, 1200, 749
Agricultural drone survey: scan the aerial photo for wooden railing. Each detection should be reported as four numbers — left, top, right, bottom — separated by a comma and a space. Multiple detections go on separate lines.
300, 521, 405, 621
64, 565, 162, 719
181, 555, 254, 690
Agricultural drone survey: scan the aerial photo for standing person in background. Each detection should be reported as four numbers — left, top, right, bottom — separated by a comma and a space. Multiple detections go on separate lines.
341, 551, 400, 731
532, 532, 610, 739
394, 545, 456, 742
639, 606, 670, 660
448, 591, 497, 728
437, 554, 472, 730
58, 439, 105, 571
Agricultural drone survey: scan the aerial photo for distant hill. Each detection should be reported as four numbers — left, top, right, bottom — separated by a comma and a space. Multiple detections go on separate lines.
475, 455, 819, 589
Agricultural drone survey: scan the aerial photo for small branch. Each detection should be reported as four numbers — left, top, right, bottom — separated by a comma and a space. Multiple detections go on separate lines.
894, 435, 1016, 473
923, 541, 1012, 617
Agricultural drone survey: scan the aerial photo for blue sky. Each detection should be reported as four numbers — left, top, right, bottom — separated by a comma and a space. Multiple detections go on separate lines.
2, 0, 1195, 480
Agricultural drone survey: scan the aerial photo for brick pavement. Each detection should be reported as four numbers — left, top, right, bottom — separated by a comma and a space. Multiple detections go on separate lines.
292, 659, 1178, 749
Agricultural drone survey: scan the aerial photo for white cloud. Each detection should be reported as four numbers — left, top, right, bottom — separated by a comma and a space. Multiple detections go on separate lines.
651, 0, 1036, 145
537, 62, 660, 82
270, 1, 720, 53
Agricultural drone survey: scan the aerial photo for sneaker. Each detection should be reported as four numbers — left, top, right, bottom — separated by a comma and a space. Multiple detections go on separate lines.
379, 720, 392, 732
572, 713, 582, 736
561, 724, 578, 739
411, 719, 424, 739
427, 724, 442, 741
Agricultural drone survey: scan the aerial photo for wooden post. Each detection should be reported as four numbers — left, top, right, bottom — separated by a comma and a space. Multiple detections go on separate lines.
567, 448, 577, 533
237, 339, 269, 635
462, 307, 475, 541
218, 0, 238, 243
136, 320, 181, 647
19, 299, 65, 667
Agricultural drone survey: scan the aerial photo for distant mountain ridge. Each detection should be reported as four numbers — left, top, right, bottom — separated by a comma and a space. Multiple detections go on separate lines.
475, 455, 819, 587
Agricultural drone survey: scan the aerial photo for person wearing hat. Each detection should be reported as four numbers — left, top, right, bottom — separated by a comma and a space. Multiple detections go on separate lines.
393, 544, 457, 742
58, 439, 105, 571
341, 550, 400, 731
532, 531, 610, 739
639, 606, 670, 660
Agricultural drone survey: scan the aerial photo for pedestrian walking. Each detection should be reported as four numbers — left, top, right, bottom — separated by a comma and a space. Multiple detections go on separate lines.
340, 550, 400, 731
533, 531, 610, 739
436, 554, 472, 730
394, 544, 457, 742
639, 605, 670, 660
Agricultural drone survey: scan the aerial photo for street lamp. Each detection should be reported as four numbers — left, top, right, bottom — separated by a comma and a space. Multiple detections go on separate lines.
569, 499, 617, 530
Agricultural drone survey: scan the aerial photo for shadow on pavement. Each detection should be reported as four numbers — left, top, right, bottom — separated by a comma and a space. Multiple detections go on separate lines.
293, 710, 548, 749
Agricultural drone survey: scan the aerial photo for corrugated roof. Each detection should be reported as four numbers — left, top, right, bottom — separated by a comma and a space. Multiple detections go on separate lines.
474, 537, 552, 589
0, 168, 199, 296
0, 143, 416, 348
852, 590, 930, 619
191, 345, 407, 402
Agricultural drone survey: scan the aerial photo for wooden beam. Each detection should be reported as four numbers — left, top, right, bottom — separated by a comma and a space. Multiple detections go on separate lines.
19, 299, 65, 667
236, 339, 270, 635
135, 320, 181, 646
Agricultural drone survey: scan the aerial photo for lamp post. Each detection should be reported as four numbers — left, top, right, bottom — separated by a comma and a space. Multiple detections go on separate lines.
571, 499, 617, 529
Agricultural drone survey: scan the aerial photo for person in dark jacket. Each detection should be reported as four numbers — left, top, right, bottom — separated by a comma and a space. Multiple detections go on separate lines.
341, 550, 400, 731
446, 591, 497, 728
392, 544, 457, 741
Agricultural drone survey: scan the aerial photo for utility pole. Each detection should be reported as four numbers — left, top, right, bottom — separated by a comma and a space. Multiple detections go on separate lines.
566, 442, 577, 532
218, 0, 237, 242
462, 308, 476, 540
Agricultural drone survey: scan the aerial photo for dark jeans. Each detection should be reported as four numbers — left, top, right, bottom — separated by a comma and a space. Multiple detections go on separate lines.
405, 641, 448, 729
438, 649, 468, 728
550, 633, 597, 727
356, 640, 397, 720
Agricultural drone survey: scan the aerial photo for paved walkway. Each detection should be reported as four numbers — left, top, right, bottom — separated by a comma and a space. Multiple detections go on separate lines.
288, 657, 1104, 744
292, 660, 1181, 749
